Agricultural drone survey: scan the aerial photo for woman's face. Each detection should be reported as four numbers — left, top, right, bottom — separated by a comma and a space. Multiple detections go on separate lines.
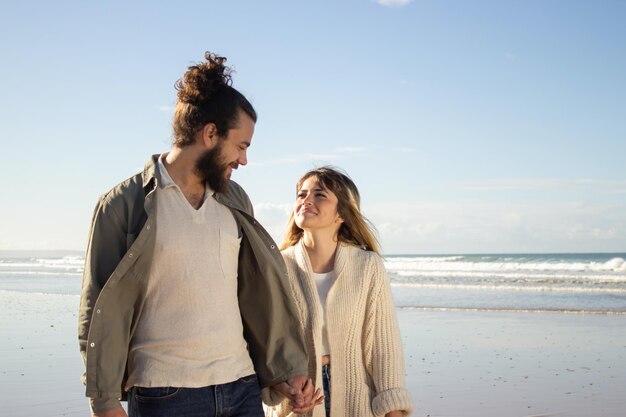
294, 176, 343, 233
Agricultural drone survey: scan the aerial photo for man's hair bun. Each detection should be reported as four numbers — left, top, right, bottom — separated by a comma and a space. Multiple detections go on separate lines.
175, 52, 233, 106
172, 50, 256, 147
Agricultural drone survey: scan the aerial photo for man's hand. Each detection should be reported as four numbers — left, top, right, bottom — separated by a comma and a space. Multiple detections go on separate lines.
270, 375, 324, 414
287, 376, 323, 414
385, 411, 404, 417
93, 406, 128, 417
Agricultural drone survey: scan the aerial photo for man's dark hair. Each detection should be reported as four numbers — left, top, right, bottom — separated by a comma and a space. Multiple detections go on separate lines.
172, 52, 257, 146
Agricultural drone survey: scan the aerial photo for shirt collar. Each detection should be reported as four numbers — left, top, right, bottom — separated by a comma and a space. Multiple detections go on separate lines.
156, 153, 177, 189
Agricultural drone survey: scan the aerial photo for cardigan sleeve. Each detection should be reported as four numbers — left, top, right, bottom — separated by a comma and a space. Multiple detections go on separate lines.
364, 255, 414, 417
262, 387, 295, 417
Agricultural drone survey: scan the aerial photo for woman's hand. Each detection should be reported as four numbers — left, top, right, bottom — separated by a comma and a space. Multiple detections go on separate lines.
385, 411, 404, 417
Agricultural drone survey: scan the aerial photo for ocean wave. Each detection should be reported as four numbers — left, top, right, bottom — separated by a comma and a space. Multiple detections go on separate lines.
0, 256, 84, 273
396, 306, 626, 315
391, 269, 626, 283
384, 255, 466, 262
390, 282, 626, 294
0, 289, 80, 298
0, 270, 82, 277
384, 257, 626, 273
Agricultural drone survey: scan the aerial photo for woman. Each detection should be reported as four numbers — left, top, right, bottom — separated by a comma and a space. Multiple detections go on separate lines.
265, 167, 413, 417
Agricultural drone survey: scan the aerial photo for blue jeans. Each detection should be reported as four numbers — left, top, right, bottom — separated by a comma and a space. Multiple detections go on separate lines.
322, 364, 331, 417
128, 374, 263, 417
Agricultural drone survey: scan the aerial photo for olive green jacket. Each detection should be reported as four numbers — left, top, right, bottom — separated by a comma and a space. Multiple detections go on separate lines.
78, 155, 308, 412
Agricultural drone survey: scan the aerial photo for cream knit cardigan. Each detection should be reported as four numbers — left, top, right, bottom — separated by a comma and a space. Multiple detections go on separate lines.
264, 241, 413, 417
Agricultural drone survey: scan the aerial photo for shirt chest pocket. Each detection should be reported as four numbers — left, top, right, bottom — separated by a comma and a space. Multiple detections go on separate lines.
219, 232, 242, 280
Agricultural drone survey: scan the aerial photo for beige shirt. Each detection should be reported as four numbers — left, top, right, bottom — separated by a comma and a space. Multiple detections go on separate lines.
126, 154, 254, 389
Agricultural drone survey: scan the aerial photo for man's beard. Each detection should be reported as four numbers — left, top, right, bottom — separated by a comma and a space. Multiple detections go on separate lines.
194, 143, 231, 193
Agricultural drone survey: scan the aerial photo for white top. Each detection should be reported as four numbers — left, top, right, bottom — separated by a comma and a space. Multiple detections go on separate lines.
312, 270, 335, 356
126, 154, 254, 389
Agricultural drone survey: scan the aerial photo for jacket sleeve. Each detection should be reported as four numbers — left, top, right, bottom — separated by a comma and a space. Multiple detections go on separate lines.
364, 255, 414, 417
78, 194, 128, 413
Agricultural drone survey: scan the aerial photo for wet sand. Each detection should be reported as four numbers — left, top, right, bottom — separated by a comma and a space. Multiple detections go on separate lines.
401, 309, 626, 417
1, 290, 625, 417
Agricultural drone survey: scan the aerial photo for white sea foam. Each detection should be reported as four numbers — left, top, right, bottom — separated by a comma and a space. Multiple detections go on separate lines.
0, 270, 82, 276
390, 282, 626, 294
397, 305, 626, 315
384, 257, 626, 273
391, 269, 626, 283
0, 256, 84, 273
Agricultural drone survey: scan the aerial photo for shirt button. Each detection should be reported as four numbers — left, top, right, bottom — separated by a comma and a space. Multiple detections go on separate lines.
128, 253, 134, 258
270, 245, 276, 249
96, 309, 101, 314
90, 342, 95, 347
146, 225, 151, 230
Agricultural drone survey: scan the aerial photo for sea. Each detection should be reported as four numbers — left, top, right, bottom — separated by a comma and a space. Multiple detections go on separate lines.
1, 251, 625, 314
385, 252, 626, 314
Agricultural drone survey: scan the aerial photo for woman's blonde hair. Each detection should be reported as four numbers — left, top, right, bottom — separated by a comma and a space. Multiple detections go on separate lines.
281, 166, 381, 255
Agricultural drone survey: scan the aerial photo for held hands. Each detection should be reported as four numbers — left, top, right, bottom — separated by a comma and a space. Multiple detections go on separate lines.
271, 375, 324, 414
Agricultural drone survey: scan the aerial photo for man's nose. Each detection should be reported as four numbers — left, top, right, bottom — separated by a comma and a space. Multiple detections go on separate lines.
237, 150, 248, 166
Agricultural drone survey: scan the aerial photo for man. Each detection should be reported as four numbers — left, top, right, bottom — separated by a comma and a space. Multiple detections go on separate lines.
78, 52, 316, 417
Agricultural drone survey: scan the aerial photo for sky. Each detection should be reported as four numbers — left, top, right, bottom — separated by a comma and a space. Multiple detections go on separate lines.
1, 0, 625, 255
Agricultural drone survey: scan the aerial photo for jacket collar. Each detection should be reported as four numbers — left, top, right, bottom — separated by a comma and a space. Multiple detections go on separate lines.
142, 154, 159, 190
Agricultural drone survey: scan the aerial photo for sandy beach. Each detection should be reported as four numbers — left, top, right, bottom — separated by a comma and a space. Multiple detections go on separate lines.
400, 309, 626, 417
1, 290, 624, 417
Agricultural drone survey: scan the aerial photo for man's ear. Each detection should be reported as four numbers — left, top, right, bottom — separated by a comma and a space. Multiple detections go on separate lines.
202, 123, 218, 147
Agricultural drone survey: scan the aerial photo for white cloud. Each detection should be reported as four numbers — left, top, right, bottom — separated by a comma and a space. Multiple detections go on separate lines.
253, 202, 292, 243
248, 154, 340, 168
364, 200, 626, 254
248, 146, 420, 169
251, 199, 626, 254
335, 147, 368, 154
461, 178, 626, 191
249, 147, 370, 167
375, 0, 413, 7
157, 105, 174, 112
